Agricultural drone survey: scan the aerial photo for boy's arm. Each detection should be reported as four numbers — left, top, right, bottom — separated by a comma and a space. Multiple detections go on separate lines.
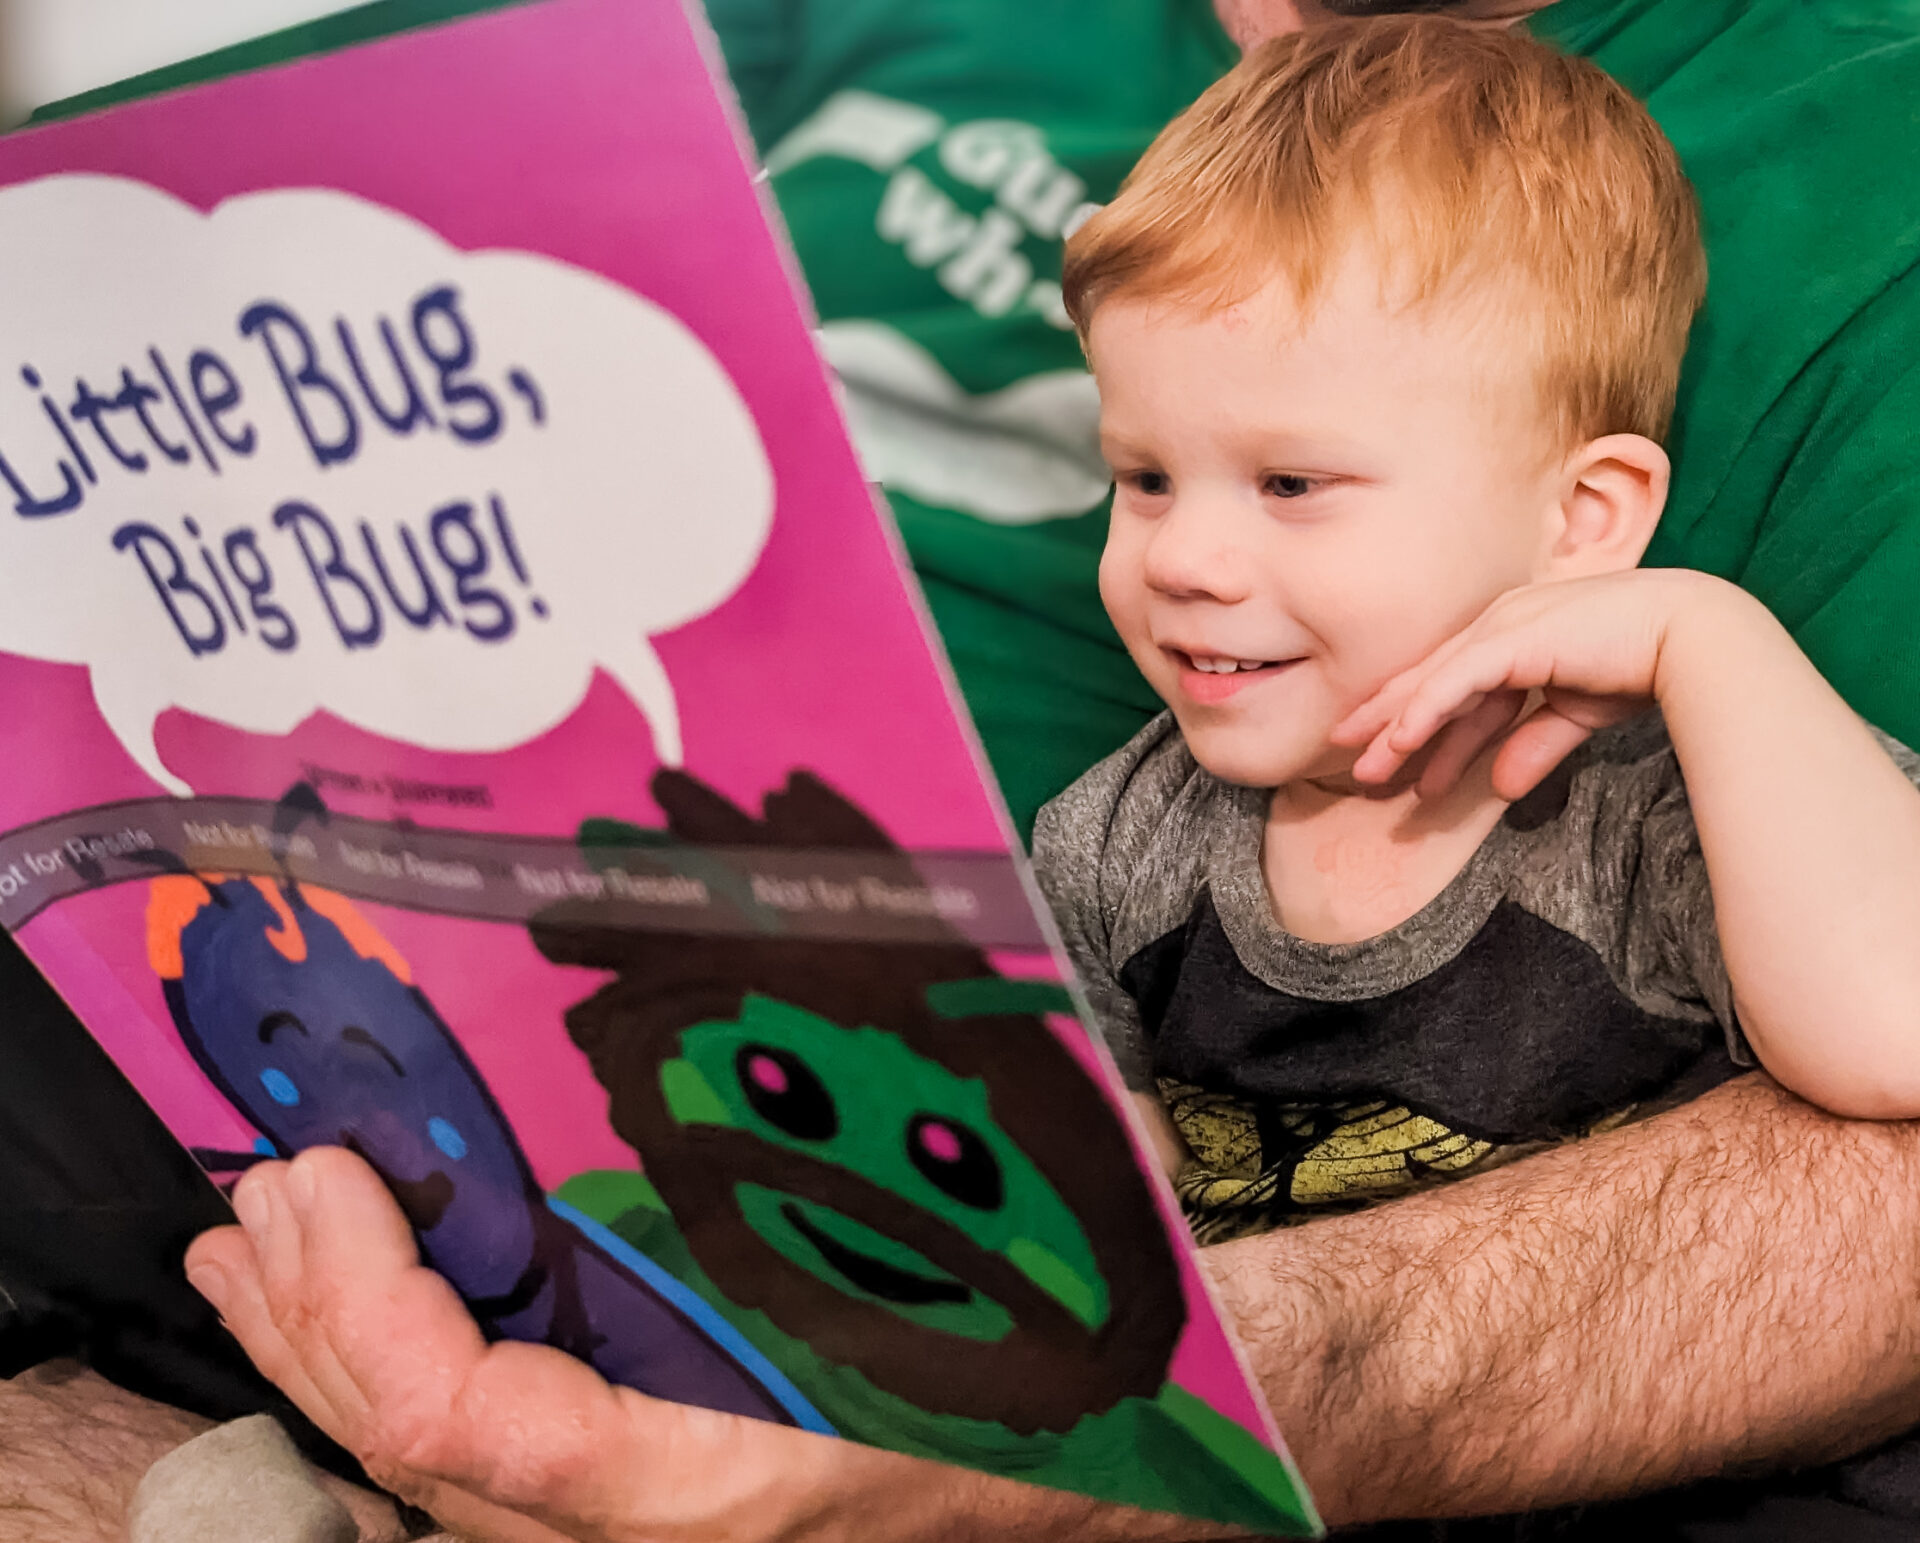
1340, 568, 1920, 1119
1652, 580, 1920, 1117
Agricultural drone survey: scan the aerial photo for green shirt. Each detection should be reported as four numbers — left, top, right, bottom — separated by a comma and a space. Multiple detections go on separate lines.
724, 0, 1920, 833
1531, 0, 1920, 760
706, 0, 1237, 835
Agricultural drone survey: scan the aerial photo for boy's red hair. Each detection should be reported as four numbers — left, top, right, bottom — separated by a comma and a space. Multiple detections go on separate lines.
1063, 17, 1706, 444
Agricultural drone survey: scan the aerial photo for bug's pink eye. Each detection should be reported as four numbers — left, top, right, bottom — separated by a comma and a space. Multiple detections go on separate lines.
906, 1113, 1004, 1210
746, 1053, 789, 1096
917, 1121, 963, 1164
734, 1044, 837, 1141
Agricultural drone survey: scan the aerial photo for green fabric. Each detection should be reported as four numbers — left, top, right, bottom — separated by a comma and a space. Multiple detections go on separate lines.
26, 0, 532, 123
556, 1167, 1316, 1534
37, 0, 1920, 835
710, 0, 1238, 836
1530, 0, 1920, 750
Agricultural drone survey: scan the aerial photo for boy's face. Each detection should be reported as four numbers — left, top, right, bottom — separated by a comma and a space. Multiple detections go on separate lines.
1091, 256, 1567, 788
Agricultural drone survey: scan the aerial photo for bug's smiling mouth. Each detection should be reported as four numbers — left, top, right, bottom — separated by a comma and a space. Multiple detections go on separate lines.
779, 1201, 972, 1306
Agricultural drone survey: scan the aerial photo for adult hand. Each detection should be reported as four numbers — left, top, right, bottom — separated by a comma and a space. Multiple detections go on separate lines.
184, 1147, 1239, 1543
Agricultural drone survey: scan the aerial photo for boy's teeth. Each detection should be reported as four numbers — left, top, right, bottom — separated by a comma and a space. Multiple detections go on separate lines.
1191, 655, 1270, 674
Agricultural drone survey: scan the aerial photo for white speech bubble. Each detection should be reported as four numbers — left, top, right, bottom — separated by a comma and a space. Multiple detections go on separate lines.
0, 174, 773, 795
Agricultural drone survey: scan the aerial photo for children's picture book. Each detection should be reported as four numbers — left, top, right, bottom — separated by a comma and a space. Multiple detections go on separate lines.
0, 0, 1316, 1531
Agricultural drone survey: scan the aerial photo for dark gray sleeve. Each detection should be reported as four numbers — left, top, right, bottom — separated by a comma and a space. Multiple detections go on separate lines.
1032, 743, 1163, 1094
1630, 769, 1746, 1062
1629, 720, 1920, 1069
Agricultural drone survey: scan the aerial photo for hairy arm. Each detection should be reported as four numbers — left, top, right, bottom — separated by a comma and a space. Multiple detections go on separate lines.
190, 1078, 1920, 1537
0, 1361, 411, 1543
1208, 1071, 1920, 1525
0, 1362, 210, 1543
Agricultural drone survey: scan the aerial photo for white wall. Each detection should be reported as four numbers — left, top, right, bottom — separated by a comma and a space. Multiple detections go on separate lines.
0, 0, 363, 118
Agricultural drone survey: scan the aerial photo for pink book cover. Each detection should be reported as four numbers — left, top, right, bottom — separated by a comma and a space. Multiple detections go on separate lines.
0, 1, 1315, 1530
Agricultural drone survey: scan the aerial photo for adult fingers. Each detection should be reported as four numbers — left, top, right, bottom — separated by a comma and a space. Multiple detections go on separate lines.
193, 1152, 463, 1468
283, 1150, 724, 1533
251, 1155, 403, 1441
233, 1162, 311, 1321
186, 1219, 340, 1435
277, 1147, 486, 1463
202, 1151, 590, 1538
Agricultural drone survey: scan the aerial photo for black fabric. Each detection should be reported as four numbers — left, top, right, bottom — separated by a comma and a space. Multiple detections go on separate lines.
1345, 1468, 1920, 1541
0, 927, 361, 1482
1123, 890, 1730, 1143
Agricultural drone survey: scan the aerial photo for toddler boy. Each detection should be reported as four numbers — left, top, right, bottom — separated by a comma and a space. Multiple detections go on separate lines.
1035, 16, 1920, 1243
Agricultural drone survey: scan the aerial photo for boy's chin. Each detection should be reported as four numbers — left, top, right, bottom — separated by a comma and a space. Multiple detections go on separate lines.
1177, 721, 1337, 790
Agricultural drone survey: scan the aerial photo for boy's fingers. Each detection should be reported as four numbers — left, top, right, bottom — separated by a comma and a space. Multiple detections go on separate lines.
1417, 690, 1524, 799
1388, 636, 1536, 754
1351, 680, 1480, 782
1350, 725, 1413, 783
1335, 621, 1486, 746
1489, 708, 1594, 801
1332, 678, 1414, 745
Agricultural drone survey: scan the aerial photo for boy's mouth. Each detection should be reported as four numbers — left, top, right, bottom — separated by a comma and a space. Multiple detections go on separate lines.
1170, 650, 1299, 703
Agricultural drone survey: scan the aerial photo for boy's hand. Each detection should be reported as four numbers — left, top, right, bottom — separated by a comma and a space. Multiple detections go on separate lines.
1331, 569, 1739, 800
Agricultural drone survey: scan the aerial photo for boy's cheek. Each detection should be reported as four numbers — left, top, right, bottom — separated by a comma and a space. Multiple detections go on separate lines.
1095, 539, 1142, 636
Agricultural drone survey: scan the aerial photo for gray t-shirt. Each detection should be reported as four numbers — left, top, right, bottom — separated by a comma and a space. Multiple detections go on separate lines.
1035, 710, 1920, 1243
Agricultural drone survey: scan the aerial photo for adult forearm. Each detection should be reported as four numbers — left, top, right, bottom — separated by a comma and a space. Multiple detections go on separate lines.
1205, 1072, 1920, 1527
0, 1363, 209, 1543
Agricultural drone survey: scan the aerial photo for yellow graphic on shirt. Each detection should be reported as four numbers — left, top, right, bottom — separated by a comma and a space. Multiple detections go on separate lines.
1161, 1082, 1496, 1245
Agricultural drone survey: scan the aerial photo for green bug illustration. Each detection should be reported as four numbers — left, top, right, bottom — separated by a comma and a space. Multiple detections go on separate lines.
529, 769, 1315, 1535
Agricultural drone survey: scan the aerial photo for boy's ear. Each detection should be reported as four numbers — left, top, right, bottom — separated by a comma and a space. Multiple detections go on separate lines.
1542, 433, 1670, 579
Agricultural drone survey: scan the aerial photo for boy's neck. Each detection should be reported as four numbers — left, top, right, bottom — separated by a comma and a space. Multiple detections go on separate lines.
1261, 746, 1512, 945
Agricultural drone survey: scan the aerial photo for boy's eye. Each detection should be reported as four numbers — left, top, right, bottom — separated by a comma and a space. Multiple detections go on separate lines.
1264, 473, 1314, 499
1121, 470, 1170, 497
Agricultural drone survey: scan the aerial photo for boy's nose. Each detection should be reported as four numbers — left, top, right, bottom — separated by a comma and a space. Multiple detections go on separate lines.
1142, 500, 1253, 603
